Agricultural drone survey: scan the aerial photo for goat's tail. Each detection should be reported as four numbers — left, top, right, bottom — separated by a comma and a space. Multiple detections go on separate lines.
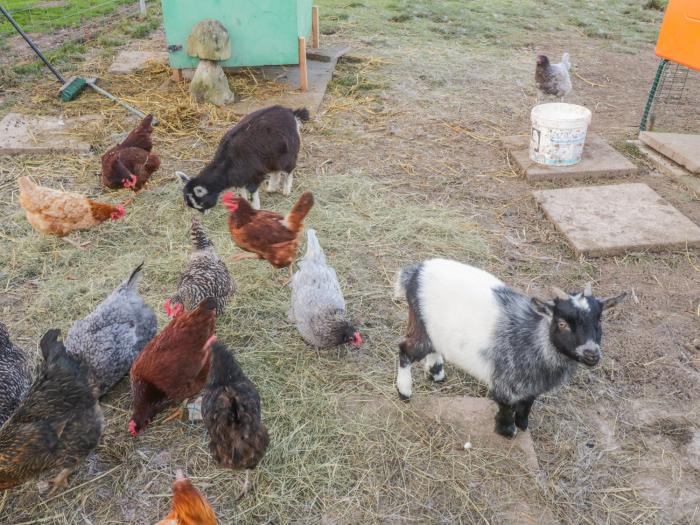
561, 52, 570, 70
293, 108, 310, 122
393, 263, 420, 301
190, 217, 213, 250
304, 229, 326, 264
285, 191, 314, 233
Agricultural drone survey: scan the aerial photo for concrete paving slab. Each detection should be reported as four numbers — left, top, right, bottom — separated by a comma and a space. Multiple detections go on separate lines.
0, 113, 103, 155
634, 141, 700, 195
503, 132, 638, 183
108, 50, 168, 74
533, 183, 700, 256
639, 131, 700, 174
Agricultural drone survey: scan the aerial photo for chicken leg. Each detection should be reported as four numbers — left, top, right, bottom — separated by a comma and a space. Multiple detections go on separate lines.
48, 467, 73, 495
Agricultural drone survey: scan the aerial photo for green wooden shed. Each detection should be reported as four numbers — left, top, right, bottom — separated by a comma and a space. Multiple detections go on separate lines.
161, 0, 314, 70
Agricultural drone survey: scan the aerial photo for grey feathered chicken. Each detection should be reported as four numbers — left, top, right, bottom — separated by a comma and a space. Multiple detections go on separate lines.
289, 229, 362, 348
0, 322, 31, 427
202, 342, 268, 495
0, 329, 103, 492
65, 263, 157, 396
165, 217, 235, 318
535, 53, 572, 98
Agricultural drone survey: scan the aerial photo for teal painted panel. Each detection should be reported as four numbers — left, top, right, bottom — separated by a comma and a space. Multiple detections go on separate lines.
162, 0, 312, 69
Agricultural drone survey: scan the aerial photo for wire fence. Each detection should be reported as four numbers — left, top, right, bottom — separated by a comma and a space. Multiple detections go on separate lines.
0, 0, 152, 38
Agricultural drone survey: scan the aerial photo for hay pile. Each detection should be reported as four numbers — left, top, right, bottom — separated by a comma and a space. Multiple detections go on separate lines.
0, 57, 505, 524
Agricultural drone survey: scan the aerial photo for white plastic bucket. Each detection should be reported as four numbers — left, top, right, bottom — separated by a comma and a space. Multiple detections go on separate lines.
529, 103, 592, 166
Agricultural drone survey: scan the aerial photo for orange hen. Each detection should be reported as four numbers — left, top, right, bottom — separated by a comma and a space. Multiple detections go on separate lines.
18, 177, 125, 238
222, 191, 314, 269
155, 469, 217, 525
101, 114, 160, 191
128, 297, 216, 436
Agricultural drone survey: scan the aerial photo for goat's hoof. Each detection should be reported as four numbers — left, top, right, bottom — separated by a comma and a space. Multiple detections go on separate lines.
397, 390, 411, 402
515, 418, 529, 431
495, 423, 517, 439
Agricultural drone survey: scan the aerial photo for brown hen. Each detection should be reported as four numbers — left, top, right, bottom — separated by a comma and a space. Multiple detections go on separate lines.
128, 298, 216, 436
18, 177, 125, 240
101, 114, 160, 191
222, 191, 314, 270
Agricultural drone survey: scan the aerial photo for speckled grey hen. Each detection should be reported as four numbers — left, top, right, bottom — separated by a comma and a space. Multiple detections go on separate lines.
289, 229, 362, 348
0, 329, 103, 492
65, 263, 157, 396
165, 217, 235, 318
0, 322, 31, 427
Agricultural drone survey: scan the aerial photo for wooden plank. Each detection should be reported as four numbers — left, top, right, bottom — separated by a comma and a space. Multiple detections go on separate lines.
311, 6, 320, 48
298, 37, 308, 92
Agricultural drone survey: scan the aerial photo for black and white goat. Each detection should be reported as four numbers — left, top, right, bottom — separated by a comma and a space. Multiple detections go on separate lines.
177, 105, 309, 212
393, 258, 626, 438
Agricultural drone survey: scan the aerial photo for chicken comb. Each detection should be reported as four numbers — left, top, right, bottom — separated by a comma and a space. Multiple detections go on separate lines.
221, 192, 238, 211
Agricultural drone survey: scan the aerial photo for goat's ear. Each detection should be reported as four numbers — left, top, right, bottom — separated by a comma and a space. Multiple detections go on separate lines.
175, 171, 190, 184
601, 292, 627, 311
531, 297, 554, 318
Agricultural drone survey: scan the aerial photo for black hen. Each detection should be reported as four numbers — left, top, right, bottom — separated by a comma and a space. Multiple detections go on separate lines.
201, 342, 268, 494
0, 329, 103, 492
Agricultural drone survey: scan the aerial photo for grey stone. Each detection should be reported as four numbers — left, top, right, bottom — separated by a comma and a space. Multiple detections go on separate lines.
108, 50, 168, 74
187, 19, 231, 61
503, 132, 638, 183
0, 112, 103, 155
533, 183, 700, 256
189, 60, 234, 106
639, 131, 700, 174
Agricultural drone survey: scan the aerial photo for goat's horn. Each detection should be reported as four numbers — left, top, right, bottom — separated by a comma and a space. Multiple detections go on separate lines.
583, 282, 593, 296
551, 286, 569, 300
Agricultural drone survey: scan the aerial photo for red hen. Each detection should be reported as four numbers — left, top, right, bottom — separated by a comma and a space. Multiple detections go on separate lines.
128, 297, 216, 436
222, 191, 314, 269
101, 114, 160, 191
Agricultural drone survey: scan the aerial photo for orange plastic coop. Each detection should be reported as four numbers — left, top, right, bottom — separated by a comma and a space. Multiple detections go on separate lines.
655, 0, 700, 71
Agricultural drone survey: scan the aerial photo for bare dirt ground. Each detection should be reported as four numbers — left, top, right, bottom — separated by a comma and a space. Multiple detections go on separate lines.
0, 1, 699, 523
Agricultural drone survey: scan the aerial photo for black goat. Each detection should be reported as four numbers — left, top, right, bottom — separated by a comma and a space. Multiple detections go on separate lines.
177, 105, 309, 212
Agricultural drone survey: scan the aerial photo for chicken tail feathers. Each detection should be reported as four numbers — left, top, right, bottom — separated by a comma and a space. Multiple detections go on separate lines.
126, 262, 145, 289
561, 52, 570, 70
285, 191, 314, 233
39, 328, 63, 362
293, 108, 310, 122
190, 217, 214, 250
18, 176, 36, 194
304, 229, 326, 264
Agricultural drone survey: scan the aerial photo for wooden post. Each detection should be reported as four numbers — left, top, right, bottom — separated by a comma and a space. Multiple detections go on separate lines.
298, 36, 308, 92
171, 68, 183, 82
138, 0, 146, 16
311, 6, 320, 49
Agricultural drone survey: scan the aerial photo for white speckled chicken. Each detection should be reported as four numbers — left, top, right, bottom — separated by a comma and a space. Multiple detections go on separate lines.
165, 218, 235, 318
289, 230, 362, 348
0, 322, 31, 427
65, 263, 157, 396
535, 53, 572, 99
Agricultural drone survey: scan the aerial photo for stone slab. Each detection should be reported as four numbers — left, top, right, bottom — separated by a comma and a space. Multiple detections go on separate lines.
503, 132, 638, 183
639, 131, 700, 174
634, 141, 700, 195
533, 183, 700, 256
108, 50, 168, 74
0, 113, 103, 155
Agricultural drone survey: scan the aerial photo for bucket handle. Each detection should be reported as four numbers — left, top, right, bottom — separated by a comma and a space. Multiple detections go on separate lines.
531, 127, 541, 153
